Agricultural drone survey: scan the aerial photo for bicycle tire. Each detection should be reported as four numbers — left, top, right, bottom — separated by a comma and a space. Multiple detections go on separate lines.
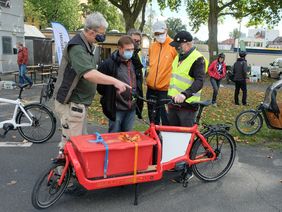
235, 110, 263, 135
16, 104, 56, 143
190, 131, 236, 182
31, 162, 71, 209
40, 84, 49, 104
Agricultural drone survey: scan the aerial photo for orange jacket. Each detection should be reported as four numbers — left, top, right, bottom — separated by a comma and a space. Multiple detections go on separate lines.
146, 36, 177, 91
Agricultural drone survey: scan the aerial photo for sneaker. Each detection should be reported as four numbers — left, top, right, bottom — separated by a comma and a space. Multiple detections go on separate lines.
212, 103, 217, 107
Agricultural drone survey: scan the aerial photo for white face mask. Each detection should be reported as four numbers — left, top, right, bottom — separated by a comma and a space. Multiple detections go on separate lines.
155, 33, 166, 43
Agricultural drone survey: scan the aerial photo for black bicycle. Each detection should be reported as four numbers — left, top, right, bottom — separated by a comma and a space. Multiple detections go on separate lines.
40, 75, 56, 104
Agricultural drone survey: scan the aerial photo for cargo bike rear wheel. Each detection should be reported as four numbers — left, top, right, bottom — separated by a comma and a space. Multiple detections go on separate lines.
31, 161, 71, 209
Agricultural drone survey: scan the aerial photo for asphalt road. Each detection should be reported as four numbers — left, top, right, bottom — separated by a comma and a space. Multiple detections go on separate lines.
0, 82, 282, 212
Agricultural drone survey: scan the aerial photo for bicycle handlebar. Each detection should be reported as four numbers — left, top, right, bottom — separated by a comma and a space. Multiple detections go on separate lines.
133, 94, 181, 108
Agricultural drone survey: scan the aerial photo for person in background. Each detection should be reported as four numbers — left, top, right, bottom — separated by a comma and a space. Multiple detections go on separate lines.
208, 53, 226, 106
233, 51, 248, 105
127, 28, 144, 118
97, 35, 143, 132
16, 42, 33, 87
146, 21, 177, 125
54, 12, 130, 149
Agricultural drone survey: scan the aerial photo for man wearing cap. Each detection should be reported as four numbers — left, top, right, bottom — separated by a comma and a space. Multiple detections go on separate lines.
146, 21, 177, 125
168, 31, 208, 127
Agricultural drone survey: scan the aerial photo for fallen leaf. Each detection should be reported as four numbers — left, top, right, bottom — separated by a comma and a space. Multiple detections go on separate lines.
7, 180, 17, 186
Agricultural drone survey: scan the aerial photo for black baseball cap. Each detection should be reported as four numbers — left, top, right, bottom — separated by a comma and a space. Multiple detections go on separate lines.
170, 31, 193, 47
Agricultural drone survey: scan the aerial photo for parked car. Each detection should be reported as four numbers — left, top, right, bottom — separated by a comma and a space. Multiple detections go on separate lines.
269, 58, 282, 79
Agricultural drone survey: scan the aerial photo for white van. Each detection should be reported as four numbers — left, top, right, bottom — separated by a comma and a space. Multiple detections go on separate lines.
269, 58, 282, 79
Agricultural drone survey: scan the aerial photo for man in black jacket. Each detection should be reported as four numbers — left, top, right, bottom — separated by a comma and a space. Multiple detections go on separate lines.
97, 35, 143, 132
233, 51, 248, 105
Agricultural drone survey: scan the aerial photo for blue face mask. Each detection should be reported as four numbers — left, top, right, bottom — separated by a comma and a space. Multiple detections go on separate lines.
95, 34, 106, 42
122, 50, 133, 60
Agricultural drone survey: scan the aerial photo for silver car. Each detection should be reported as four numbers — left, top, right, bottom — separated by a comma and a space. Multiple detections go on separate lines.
269, 58, 282, 79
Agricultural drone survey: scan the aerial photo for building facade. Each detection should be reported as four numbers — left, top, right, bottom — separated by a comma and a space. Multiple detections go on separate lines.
0, 0, 25, 74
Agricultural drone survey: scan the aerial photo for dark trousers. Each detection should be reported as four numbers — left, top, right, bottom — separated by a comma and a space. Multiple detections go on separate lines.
234, 80, 247, 105
146, 88, 169, 125
210, 77, 221, 104
168, 107, 197, 127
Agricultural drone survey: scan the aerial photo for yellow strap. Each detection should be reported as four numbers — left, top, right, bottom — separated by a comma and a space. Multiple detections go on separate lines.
118, 133, 139, 183
133, 142, 138, 183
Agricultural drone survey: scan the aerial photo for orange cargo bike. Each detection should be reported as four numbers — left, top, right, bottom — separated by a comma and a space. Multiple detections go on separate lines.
31, 96, 236, 209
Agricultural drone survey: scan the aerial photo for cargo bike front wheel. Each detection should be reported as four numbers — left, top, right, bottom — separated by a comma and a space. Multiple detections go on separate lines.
31, 161, 71, 209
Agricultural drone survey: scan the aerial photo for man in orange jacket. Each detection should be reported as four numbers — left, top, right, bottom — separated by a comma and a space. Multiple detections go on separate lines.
146, 21, 177, 125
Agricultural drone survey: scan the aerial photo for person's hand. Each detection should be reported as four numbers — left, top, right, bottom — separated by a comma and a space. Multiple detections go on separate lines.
114, 80, 131, 94
173, 94, 186, 103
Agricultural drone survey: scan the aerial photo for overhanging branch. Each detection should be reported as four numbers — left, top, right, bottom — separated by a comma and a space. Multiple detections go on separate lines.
218, 0, 237, 12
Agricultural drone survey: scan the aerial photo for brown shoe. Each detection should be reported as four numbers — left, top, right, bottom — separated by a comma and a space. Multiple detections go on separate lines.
27, 83, 33, 89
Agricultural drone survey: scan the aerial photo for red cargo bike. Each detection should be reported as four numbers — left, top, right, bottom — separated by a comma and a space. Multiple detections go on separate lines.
31, 97, 236, 209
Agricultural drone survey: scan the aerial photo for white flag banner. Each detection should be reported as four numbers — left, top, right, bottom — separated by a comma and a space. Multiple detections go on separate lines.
51, 22, 70, 65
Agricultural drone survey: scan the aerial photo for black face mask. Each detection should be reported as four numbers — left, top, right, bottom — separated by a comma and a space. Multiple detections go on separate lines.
95, 34, 106, 42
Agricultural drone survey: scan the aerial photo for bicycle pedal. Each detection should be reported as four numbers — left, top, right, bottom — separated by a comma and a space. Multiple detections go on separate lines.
3, 123, 14, 132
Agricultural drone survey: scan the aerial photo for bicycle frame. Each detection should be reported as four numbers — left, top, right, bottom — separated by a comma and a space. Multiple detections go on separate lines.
0, 97, 33, 129
61, 122, 217, 191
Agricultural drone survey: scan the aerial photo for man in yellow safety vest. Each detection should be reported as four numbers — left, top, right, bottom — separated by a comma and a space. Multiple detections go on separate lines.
168, 31, 208, 127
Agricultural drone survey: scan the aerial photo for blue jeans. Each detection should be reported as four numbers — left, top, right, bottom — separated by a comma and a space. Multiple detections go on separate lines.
108, 109, 136, 133
19, 64, 32, 85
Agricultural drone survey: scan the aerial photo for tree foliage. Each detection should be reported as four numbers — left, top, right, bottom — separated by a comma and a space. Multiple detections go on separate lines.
156, 0, 282, 61
81, 0, 125, 32
24, 0, 47, 29
229, 28, 241, 39
165, 18, 187, 38
25, 0, 82, 31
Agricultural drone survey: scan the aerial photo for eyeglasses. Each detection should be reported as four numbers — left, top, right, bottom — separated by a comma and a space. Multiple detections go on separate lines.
133, 39, 141, 44
87, 28, 105, 36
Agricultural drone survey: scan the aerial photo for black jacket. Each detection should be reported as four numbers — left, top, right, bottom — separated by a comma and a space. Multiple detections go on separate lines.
233, 58, 248, 81
97, 50, 144, 121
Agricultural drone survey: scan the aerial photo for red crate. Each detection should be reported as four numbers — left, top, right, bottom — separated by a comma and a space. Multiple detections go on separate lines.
70, 131, 156, 179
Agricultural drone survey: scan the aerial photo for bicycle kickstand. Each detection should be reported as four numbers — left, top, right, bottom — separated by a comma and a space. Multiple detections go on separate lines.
181, 165, 193, 188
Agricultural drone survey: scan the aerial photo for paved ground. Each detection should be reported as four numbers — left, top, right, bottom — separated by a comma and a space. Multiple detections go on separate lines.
0, 75, 281, 212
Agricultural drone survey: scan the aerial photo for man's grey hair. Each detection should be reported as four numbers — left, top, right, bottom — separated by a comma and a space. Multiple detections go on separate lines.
127, 28, 142, 37
84, 12, 108, 31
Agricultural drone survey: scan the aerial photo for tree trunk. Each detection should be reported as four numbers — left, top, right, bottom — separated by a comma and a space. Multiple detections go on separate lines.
123, 12, 136, 32
208, 0, 219, 63
108, 0, 147, 33
138, 0, 147, 32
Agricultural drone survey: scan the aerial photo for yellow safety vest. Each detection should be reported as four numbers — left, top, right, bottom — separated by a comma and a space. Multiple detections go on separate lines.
168, 49, 208, 103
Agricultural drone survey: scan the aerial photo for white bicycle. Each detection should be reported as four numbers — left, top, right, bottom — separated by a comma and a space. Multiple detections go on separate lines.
0, 84, 56, 143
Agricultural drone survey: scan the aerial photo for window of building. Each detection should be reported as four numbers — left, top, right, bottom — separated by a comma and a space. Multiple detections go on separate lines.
2, 36, 12, 54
